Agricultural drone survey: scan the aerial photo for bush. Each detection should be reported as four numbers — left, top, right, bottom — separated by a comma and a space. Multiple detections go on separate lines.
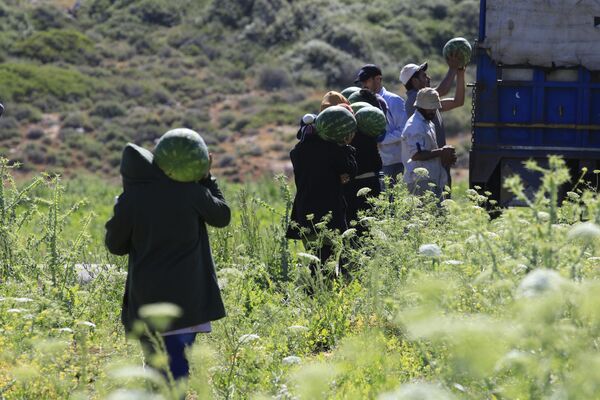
90, 101, 126, 118
14, 29, 95, 64
26, 128, 45, 140
0, 63, 96, 102
256, 66, 291, 91
0, 116, 20, 141
131, 0, 182, 27
285, 40, 359, 87
23, 142, 46, 164
12, 104, 42, 123
29, 5, 70, 31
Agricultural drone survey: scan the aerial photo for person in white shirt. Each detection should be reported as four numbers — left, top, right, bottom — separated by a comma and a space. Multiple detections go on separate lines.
401, 88, 456, 199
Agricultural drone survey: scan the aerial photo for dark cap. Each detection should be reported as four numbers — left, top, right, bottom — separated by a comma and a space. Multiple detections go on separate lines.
354, 64, 382, 84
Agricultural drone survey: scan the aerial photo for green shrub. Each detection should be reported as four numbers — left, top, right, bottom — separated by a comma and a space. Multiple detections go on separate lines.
131, 0, 182, 27
14, 29, 96, 64
29, 5, 71, 31
0, 63, 96, 102
90, 101, 126, 118
0, 116, 20, 141
256, 66, 291, 91
12, 104, 42, 123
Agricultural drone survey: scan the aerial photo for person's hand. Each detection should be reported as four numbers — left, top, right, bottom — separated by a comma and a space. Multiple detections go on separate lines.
204, 153, 213, 179
440, 146, 456, 167
343, 132, 355, 145
446, 51, 463, 70
340, 173, 350, 184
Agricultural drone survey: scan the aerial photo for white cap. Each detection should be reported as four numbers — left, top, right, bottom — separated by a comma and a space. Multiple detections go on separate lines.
414, 88, 442, 110
399, 62, 428, 85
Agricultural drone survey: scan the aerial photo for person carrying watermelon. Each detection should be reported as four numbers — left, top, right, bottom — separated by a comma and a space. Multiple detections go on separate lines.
400, 88, 456, 200
355, 64, 407, 185
105, 130, 230, 382
343, 81, 385, 234
400, 52, 465, 189
286, 91, 357, 279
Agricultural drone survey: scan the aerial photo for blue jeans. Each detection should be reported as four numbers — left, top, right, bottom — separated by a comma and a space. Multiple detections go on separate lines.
163, 332, 197, 380
382, 163, 404, 186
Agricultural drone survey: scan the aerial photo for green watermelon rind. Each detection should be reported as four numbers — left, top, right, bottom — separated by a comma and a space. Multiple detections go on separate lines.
347, 91, 370, 104
341, 86, 360, 99
442, 37, 472, 68
350, 101, 373, 114
154, 128, 210, 182
355, 106, 387, 138
315, 106, 357, 143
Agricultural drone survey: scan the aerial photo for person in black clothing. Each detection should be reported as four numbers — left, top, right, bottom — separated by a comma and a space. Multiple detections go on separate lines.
105, 134, 230, 381
343, 89, 385, 233
287, 92, 357, 277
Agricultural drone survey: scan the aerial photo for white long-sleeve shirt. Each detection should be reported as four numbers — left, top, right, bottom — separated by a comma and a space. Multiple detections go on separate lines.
377, 87, 407, 166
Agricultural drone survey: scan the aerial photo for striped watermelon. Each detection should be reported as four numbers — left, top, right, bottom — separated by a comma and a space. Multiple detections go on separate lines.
315, 105, 357, 143
350, 101, 372, 114
341, 86, 360, 99
443, 37, 472, 68
355, 106, 386, 138
154, 128, 210, 182
348, 90, 373, 105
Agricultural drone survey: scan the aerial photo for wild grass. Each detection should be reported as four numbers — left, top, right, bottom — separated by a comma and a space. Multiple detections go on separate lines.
1, 156, 599, 399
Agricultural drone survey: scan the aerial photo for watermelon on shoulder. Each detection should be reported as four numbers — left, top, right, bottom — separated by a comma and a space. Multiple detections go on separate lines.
443, 37, 472, 68
315, 105, 357, 143
341, 86, 360, 99
154, 128, 210, 182
355, 106, 387, 138
350, 101, 372, 114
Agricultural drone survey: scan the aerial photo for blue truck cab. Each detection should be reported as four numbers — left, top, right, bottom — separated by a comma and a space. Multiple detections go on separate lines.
470, 0, 600, 206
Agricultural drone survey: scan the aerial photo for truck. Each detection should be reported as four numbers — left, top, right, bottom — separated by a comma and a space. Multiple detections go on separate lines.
470, 0, 600, 206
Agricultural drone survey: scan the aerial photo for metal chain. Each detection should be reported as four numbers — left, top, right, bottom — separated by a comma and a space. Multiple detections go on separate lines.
470, 39, 478, 145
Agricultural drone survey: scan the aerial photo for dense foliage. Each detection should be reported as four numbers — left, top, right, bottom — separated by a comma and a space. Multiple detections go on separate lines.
0, 0, 478, 178
1, 157, 600, 399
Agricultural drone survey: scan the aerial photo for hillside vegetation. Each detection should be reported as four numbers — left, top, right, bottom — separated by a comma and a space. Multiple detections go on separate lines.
0, 0, 478, 180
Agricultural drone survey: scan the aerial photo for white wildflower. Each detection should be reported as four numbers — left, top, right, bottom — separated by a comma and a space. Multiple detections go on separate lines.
413, 167, 429, 178
443, 260, 463, 265
356, 187, 372, 197
239, 334, 260, 344
516, 269, 566, 298
342, 228, 356, 239
568, 222, 600, 241
440, 199, 456, 208
297, 252, 321, 264
7, 308, 24, 313
378, 382, 455, 400
282, 356, 302, 365
13, 297, 33, 303
57, 328, 74, 333
419, 244, 442, 257
77, 321, 97, 329
537, 211, 550, 221
287, 325, 309, 333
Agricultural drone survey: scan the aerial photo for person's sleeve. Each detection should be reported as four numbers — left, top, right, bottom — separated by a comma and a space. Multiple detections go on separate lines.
403, 129, 430, 159
105, 192, 133, 256
193, 175, 231, 228
332, 144, 357, 178
379, 97, 407, 145
405, 93, 416, 120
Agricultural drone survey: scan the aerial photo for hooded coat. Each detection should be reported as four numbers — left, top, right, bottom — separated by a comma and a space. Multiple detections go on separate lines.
286, 134, 357, 239
105, 144, 230, 333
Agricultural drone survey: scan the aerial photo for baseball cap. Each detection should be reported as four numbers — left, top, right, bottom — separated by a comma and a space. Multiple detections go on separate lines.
399, 62, 428, 85
414, 87, 442, 110
354, 64, 382, 84
320, 91, 350, 111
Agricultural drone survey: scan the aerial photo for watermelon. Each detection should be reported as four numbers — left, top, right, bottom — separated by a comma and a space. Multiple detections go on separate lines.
341, 86, 360, 99
348, 90, 373, 105
154, 128, 210, 182
350, 101, 372, 114
443, 37, 472, 68
355, 106, 387, 138
315, 105, 357, 143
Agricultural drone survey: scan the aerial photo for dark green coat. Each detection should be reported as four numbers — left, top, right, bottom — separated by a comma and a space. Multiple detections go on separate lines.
105, 144, 230, 332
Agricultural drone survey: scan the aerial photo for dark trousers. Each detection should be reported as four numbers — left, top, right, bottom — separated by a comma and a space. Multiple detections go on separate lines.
343, 175, 382, 232
141, 332, 197, 381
